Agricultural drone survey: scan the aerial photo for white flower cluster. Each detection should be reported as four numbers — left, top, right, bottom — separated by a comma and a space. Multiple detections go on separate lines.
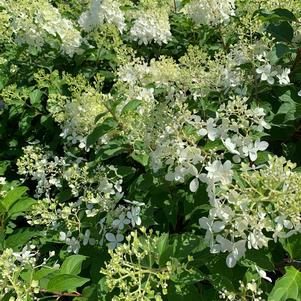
220, 279, 265, 301
104, 201, 144, 249
17, 145, 66, 198
79, 0, 126, 33
184, 0, 236, 26
60, 94, 107, 149
0, 247, 58, 301
64, 163, 124, 214
200, 96, 270, 162
57, 200, 143, 253
4, 0, 82, 57
145, 94, 270, 188
199, 156, 301, 268
144, 97, 207, 178
17, 144, 144, 254
17, 145, 124, 213
179, 46, 248, 98
256, 52, 291, 85
47, 76, 110, 149
117, 56, 180, 88
129, 9, 172, 45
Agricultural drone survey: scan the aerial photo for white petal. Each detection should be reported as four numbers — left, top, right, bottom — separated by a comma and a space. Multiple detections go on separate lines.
256, 266, 272, 282
59, 232, 67, 241
123, 218, 131, 225
256, 141, 268, 151
107, 242, 116, 250
199, 217, 210, 230
216, 235, 232, 252
249, 150, 257, 161
198, 128, 207, 136
226, 253, 236, 268
135, 216, 141, 226
212, 221, 225, 233
189, 178, 199, 192
105, 233, 115, 242
112, 219, 121, 227
116, 234, 124, 242
211, 244, 221, 253
223, 138, 240, 155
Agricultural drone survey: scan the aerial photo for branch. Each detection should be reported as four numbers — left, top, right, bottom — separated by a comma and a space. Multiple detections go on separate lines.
290, 47, 301, 76
40, 289, 82, 298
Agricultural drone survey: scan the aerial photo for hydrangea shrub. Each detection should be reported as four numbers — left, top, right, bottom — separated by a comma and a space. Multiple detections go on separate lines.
1, 0, 301, 300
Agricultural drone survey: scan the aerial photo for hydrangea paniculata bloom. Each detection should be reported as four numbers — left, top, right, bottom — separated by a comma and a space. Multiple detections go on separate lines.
3, 0, 82, 57
199, 156, 301, 267
129, 8, 172, 45
79, 0, 126, 33
184, 0, 236, 26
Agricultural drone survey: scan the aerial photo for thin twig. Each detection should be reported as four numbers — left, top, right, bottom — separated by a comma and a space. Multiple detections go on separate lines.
40, 289, 82, 297
290, 47, 301, 76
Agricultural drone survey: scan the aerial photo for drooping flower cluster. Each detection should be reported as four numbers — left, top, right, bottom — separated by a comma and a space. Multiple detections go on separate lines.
205, 96, 270, 162
199, 156, 301, 267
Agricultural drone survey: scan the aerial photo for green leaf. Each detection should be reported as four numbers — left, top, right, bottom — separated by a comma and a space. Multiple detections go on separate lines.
1, 186, 28, 211
94, 112, 109, 124
268, 266, 301, 301
47, 274, 89, 292
157, 233, 169, 257
162, 197, 178, 229
171, 233, 206, 259
0, 161, 10, 175
121, 99, 141, 115
73, 285, 98, 301
34, 267, 58, 281
130, 151, 149, 166
272, 8, 297, 21
86, 117, 118, 147
245, 249, 274, 271
5, 228, 42, 248
60, 255, 87, 275
167, 284, 202, 301
203, 140, 224, 151
95, 136, 128, 160
29, 89, 43, 106
267, 21, 294, 43
259, 8, 296, 22
157, 233, 173, 267
7, 197, 35, 218
268, 43, 292, 64
281, 234, 301, 260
